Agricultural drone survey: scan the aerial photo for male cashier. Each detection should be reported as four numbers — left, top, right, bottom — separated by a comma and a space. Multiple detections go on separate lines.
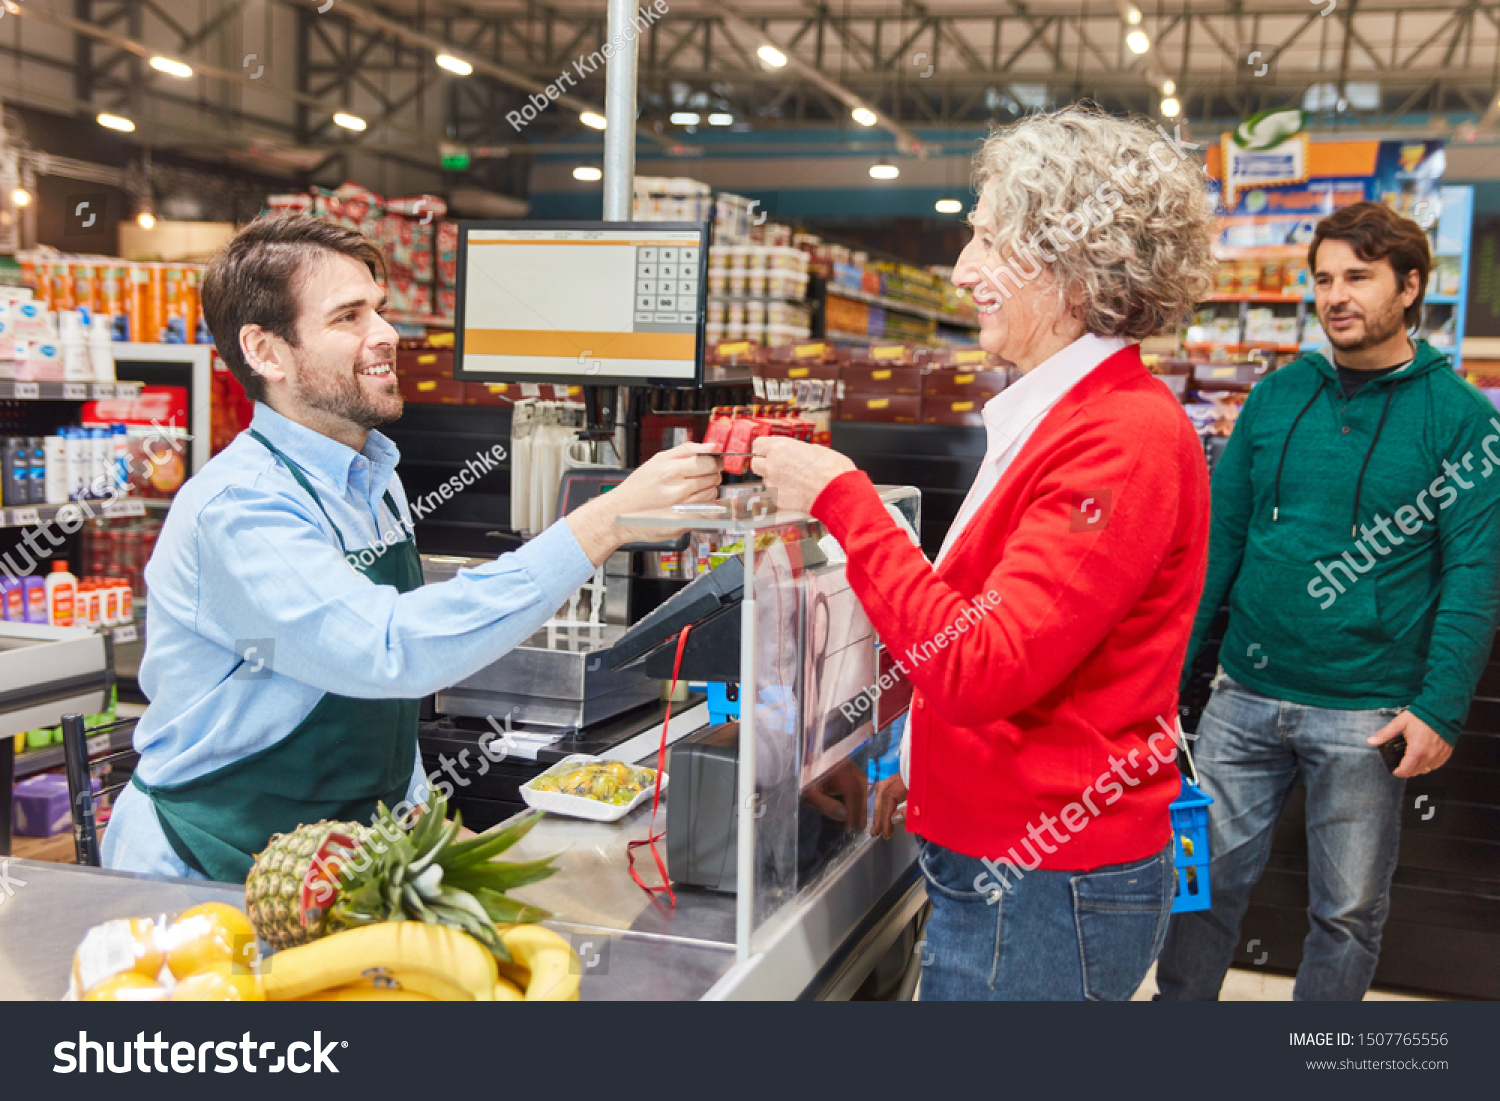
103, 215, 719, 881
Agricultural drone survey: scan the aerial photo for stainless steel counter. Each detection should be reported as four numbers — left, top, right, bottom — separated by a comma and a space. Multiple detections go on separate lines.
0, 704, 921, 1001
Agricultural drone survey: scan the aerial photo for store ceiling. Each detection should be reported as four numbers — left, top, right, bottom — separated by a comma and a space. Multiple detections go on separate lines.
3, 0, 1500, 194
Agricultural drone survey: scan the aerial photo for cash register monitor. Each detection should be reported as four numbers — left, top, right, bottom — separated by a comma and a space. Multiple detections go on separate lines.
452, 220, 710, 389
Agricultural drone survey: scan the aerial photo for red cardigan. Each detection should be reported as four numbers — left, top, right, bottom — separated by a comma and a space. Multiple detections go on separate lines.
812, 344, 1209, 870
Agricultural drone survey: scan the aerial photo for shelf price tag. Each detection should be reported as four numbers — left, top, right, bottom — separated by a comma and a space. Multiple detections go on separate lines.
116, 383, 141, 399
9, 507, 39, 526
113, 624, 138, 644
87, 733, 111, 757
103, 499, 146, 518
63, 383, 89, 400
90, 383, 117, 399
15, 382, 39, 399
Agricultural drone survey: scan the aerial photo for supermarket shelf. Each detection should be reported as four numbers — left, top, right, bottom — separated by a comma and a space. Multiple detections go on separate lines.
827, 284, 979, 329
1205, 292, 1304, 303
708, 293, 811, 304
704, 365, 753, 385
1184, 342, 1301, 354
823, 328, 955, 349
0, 496, 148, 530
0, 381, 142, 402
12, 702, 137, 780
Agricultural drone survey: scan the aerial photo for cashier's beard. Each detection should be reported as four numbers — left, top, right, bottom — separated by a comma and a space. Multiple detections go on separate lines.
294, 352, 404, 430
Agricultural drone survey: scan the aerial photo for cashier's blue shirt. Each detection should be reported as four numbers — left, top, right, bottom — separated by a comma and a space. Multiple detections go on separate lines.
102, 402, 595, 878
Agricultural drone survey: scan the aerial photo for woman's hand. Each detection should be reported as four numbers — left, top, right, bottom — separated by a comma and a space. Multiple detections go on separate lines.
748, 437, 856, 513
870, 774, 908, 840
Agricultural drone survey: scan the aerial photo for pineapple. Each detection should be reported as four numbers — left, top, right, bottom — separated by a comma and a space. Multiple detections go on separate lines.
245, 791, 555, 963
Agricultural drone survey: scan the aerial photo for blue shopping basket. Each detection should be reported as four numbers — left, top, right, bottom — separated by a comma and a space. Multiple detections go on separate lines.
1169, 720, 1214, 913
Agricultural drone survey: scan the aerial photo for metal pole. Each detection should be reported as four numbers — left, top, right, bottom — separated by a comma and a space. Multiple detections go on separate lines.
602, 0, 638, 221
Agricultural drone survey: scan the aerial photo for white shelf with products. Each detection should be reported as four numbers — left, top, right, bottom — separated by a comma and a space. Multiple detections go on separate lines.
0, 496, 147, 531
0, 381, 142, 401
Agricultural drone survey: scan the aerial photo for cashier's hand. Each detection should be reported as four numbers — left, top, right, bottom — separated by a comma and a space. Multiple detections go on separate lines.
1368, 710, 1453, 779
567, 442, 723, 564
749, 437, 855, 514
869, 774, 908, 841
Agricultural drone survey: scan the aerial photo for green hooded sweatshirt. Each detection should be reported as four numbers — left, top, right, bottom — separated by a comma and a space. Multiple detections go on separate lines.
1184, 340, 1500, 744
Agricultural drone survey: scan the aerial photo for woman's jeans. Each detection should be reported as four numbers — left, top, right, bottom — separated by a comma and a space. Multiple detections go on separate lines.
917, 836, 1175, 1000
1156, 676, 1407, 1001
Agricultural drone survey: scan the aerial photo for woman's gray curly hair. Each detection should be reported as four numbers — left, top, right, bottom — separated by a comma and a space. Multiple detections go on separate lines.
971, 106, 1217, 339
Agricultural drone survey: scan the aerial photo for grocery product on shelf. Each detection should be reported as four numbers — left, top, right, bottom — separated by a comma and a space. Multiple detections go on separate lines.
17, 252, 207, 345
267, 184, 455, 324
44, 559, 77, 627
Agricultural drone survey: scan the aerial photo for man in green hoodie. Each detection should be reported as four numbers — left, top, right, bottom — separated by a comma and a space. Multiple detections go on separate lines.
1156, 201, 1500, 1000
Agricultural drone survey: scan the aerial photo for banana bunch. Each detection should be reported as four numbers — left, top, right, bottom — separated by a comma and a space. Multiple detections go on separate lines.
262, 923, 504, 1001
259, 921, 581, 1001
497, 924, 582, 1001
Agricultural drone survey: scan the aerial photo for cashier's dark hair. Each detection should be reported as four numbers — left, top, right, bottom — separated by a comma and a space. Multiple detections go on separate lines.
201, 214, 386, 403
1309, 201, 1430, 330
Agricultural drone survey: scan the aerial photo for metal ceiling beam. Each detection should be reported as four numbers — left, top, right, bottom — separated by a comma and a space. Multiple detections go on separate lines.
706, 0, 928, 153
314, 0, 676, 147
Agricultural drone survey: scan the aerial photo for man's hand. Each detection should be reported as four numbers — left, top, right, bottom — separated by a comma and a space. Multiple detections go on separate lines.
566, 442, 722, 564
749, 437, 856, 513
869, 774, 908, 840
1368, 710, 1453, 779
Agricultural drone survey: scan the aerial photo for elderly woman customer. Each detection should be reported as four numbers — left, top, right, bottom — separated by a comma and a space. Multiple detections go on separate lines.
750, 107, 1218, 1000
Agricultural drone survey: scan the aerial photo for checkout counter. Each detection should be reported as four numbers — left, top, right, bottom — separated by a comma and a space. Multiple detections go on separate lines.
0, 486, 927, 1001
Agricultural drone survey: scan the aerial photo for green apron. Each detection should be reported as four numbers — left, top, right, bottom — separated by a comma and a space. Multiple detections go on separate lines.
133, 429, 423, 883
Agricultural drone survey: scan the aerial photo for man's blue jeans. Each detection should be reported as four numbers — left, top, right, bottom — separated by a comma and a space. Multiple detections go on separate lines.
917, 837, 1175, 1000
1156, 675, 1407, 1001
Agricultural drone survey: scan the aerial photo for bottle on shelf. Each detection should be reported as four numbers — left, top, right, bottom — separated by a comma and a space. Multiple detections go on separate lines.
1, 437, 25, 505
27, 436, 44, 504
43, 435, 67, 503
45, 560, 77, 627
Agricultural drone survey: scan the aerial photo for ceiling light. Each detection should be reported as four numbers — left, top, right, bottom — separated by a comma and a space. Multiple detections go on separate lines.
580, 111, 607, 130
852, 106, 878, 127
758, 45, 787, 68
1162, 79, 1176, 96
11, 188, 29, 207
573, 166, 603, 182
97, 113, 135, 132
149, 56, 193, 79
1126, 30, 1150, 54
670, 112, 701, 125
436, 54, 473, 76
1125, 7, 1143, 24
1161, 97, 1180, 118
137, 212, 156, 230
708, 113, 733, 126
869, 163, 899, 180
333, 112, 367, 131
935, 199, 963, 214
